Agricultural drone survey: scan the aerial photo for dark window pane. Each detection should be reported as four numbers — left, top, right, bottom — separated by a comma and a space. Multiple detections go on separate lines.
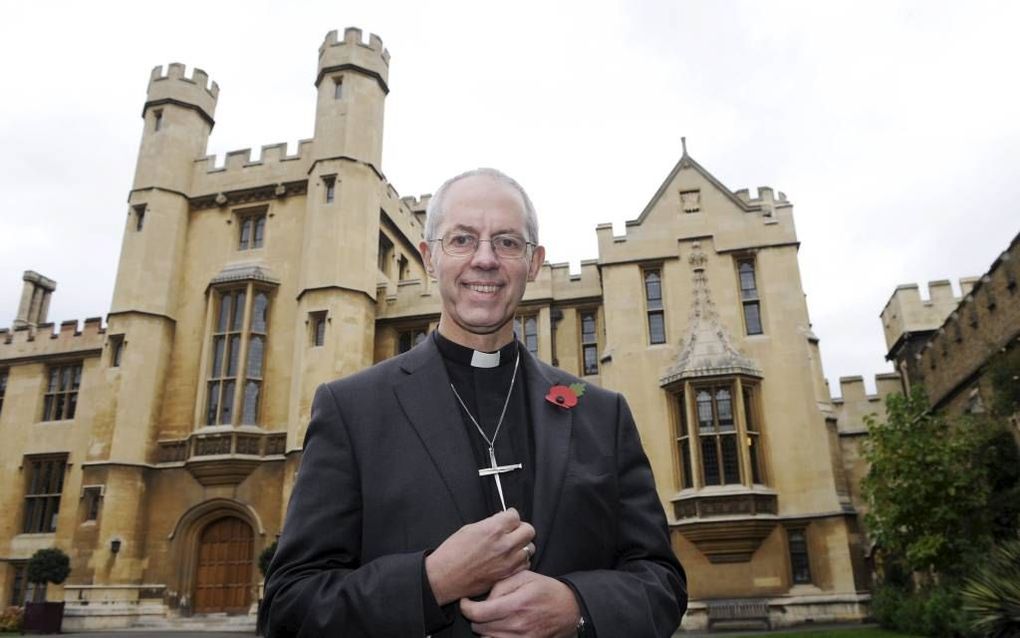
399, 332, 412, 353
314, 317, 325, 346
212, 336, 225, 377
242, 381, 260, 425
644, 270, 662, 302
716, 388, 734, 430
789, 529, 812, 584
697, 391, 714, 430
721, 434, 740, 484
227, 335, 241, 376
648, 312, 666, 344
220, 381, 235, 424
749, 434, 762, 484
207, 382, 220, 425
232, 292, 246, 331
744, 302, 763, 335
581, 313, 596, 339
676, 393, 688, 436
254, 217, 265, 248
583, 345, 598, 375
743, 387, 756, 432
701, 437, 721, 485
239, 218, 252, 250
43, 395, 53, 421
739, 262, 757, 299
252, 293, 268, 333
66, 392, 77, 419
680, 440, 693, 489
247, 336, 264, 379
54, 393, 64, 420
48, 368, 59, 392
524, 317, 538, 354
217, 293, 232, 332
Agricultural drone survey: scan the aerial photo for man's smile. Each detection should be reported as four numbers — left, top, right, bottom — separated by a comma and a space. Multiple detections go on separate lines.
463, 282, 504, 294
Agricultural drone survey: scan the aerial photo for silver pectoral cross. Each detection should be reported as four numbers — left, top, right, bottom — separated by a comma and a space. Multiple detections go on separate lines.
477, 446, 523, 511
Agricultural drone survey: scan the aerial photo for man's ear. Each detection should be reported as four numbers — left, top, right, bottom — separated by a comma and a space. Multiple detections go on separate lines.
527, 245, 545, 282
419, 241, 435, 276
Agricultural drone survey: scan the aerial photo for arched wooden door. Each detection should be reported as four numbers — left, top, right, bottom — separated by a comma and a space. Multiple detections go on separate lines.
193, 516, 254, 613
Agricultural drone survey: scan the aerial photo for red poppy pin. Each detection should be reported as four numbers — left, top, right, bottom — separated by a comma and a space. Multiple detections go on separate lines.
546, 382, 586, 409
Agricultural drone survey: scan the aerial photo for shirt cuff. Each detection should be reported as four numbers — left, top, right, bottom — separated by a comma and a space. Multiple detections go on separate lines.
421, 551, 455, 633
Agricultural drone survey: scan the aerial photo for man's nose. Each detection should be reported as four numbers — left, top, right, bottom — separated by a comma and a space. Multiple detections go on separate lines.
469, 239, 500, 268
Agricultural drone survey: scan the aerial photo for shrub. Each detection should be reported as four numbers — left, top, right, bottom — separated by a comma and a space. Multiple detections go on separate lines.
258, 540, 278, 577
871, 581, 973, 637
0, 606, 24, 632
962, 539, 1020, 638
26, 547, 70, 586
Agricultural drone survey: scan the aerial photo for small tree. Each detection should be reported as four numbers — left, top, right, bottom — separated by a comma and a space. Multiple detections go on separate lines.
26, 548, 71, 593
862, 387, 992, 577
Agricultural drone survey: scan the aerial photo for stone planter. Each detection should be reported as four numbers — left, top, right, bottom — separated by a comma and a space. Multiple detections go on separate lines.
23, 601, 65, 634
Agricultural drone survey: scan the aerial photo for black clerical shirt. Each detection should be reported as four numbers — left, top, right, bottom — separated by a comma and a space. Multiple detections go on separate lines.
433, 330, 536, 520
420, 331, 537, 633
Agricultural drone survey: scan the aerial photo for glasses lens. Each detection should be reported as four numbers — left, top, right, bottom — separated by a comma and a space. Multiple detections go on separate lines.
442, 232, 478, 256
492, 234, 526, 258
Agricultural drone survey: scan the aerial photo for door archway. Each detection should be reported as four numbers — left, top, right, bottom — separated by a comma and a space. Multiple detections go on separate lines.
193, 516, 254, 613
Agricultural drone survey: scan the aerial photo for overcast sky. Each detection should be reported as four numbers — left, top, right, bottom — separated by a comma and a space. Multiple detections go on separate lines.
1, 0, 1017, 396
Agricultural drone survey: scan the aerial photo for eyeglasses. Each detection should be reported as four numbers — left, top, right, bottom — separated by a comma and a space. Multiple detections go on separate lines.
430, 232, 534, 259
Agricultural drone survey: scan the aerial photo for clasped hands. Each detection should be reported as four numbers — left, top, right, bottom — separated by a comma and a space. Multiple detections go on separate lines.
425, 508, 580, 638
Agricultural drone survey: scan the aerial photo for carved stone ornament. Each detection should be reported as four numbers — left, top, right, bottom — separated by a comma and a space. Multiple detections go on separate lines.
660, 241, 761, 386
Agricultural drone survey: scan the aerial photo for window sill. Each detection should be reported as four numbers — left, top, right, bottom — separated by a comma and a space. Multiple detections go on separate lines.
35, 419, 74, 425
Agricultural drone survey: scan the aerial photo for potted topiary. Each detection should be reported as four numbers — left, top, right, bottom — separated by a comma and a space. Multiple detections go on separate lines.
23, 547, 70, 634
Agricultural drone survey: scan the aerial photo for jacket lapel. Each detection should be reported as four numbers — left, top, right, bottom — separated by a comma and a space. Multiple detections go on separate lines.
393, 338, 487, 525
522, 350, 572, 568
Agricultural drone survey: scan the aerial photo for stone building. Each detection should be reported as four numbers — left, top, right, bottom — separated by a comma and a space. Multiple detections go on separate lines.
830, 231, 1020, 564
880, 233, 1019, 416
1, 28, 874, 630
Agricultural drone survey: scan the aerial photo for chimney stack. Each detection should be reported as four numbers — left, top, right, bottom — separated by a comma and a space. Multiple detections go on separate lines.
14, 270, 57, 329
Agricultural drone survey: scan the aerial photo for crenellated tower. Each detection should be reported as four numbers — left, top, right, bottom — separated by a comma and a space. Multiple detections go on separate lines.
289, 29, 391, 426
91, 64, 219, 587
312, 27, 389, 167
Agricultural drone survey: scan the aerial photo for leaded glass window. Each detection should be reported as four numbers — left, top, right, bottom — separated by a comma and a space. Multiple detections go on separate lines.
206, 286, 271, 426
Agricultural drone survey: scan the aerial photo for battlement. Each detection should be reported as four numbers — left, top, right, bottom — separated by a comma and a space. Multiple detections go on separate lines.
191, 140, 313, 194
146, 63, 219, 122
0, 317, 106, 360
199, 140, 313, 173
317, 27, 390, 88
831, 372, 901, 434
880, 278, 974, 352
399, 194, 432, 212
320, 27, 390, 62
733, 186, 789, 207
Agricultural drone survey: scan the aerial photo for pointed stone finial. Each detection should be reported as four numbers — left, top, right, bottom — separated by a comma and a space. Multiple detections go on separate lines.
681, 136, 688, 155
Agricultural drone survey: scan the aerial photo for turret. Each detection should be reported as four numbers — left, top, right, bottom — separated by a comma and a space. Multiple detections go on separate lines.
112, 64, 219, 317
133, 63, 219, 193
312, 27, 389, 168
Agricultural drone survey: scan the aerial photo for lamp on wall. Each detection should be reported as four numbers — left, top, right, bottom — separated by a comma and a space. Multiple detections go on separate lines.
110, 538, 122, 554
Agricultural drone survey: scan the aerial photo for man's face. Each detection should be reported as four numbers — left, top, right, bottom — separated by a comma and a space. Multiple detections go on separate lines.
420, 175, 545, 348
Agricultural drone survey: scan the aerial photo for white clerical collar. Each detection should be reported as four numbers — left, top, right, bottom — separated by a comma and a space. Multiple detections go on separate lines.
470, 349, 501, 368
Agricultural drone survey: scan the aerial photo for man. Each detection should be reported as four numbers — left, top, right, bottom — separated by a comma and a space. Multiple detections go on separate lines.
260, 168, 686, 637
